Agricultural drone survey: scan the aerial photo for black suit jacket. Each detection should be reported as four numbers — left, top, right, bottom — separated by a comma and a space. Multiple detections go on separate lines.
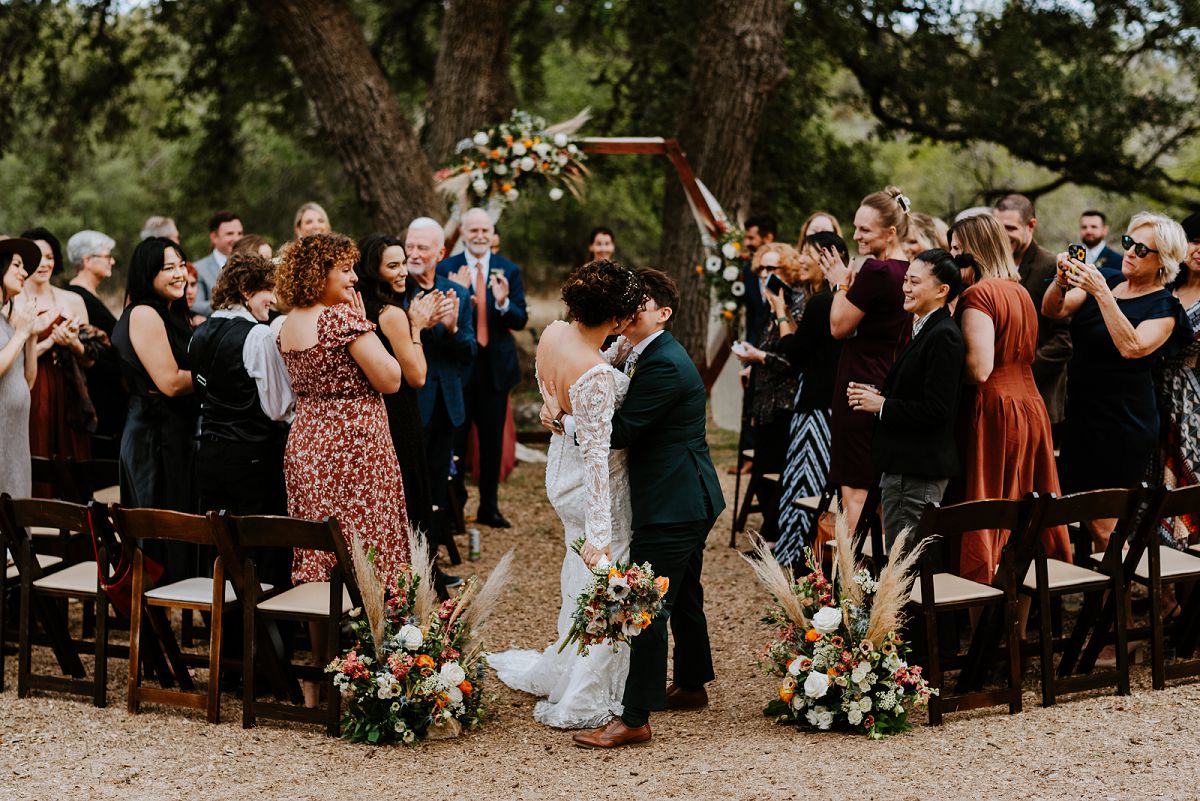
871, 306, 965, 479
741, 260, 769, 346
436, 251, 528, 392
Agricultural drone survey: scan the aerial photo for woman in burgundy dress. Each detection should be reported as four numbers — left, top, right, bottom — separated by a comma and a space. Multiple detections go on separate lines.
275, 233, 410, 702
821, 186, 912, 533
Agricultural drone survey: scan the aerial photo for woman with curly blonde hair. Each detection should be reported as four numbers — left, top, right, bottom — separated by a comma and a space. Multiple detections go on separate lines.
276, 232, 410, 705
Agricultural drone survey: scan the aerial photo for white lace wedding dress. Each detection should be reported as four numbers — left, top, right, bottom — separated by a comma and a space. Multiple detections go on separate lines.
489, 361, 633, 729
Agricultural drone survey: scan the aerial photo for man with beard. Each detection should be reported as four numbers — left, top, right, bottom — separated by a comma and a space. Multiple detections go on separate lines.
1080, 209, 1124, 278
993, 193, 1071, 427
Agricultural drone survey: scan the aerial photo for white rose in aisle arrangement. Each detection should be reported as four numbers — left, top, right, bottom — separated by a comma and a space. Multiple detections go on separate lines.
803, 671, 830, 699
396, 623, 423, 651
811, 605, 842, 635
439, 661, 467, 687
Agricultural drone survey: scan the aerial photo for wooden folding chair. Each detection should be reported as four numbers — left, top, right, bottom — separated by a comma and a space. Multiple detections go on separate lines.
1133, 485, 1200, 689
1014, 487, 1144, 705
907, 498, 1030, 725
221, 514, 361, 734
730, 453, 781, 545
0, 494, 110, 705
110, 505, 238, 723
62, 457, 121, 506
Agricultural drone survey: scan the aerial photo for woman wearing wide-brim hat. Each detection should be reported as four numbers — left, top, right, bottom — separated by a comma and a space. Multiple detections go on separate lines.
0, 237, 43, 497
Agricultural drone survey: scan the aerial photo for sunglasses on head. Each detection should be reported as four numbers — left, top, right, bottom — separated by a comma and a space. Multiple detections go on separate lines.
1121, 234, 1158, 258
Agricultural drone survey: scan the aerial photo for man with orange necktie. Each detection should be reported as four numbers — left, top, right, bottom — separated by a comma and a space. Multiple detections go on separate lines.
438, 207, 528, 528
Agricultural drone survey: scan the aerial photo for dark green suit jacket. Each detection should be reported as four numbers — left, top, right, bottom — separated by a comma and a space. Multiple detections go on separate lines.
610, 331, 726, 530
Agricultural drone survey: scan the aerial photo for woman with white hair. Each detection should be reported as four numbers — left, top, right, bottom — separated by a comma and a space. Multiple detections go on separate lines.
65, 229, 127, 455
1044, 211, 1192, 547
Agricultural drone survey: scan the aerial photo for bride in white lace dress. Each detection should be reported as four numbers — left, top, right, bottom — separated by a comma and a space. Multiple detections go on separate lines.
489, 262, 643, 729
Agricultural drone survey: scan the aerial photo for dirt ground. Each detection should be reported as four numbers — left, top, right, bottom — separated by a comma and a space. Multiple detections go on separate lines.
3, 428, 1199, 801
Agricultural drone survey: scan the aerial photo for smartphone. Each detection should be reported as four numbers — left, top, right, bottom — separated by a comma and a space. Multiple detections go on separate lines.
730, 340, 749, 356
766, 274, 793, 298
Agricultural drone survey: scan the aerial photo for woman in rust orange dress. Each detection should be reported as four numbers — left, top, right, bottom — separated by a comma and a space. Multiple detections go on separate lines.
275, 233, 411, 704
950, 214, 1070, 591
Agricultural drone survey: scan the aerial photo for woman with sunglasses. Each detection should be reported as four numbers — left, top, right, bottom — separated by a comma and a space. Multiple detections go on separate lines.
1044, 213, 1191, 550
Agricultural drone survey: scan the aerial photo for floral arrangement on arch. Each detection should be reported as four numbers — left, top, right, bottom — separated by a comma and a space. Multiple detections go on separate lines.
695, 220, 747, 327
328, 533, 513, 745
435, 109, 589, 210
744, 516, 936, 739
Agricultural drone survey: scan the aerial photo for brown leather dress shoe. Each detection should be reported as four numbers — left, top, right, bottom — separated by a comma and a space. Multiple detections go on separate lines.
665, 683, 709, 710
571, 718, 652, 748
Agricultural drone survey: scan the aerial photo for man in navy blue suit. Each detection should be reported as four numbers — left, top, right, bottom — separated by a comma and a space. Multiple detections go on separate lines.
407, 217, 476, 540
437, 208, 528, 528
1079, 210, 1125, 279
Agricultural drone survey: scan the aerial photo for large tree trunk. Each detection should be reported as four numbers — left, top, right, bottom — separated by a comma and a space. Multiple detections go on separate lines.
657, 0, 790, 363
423, 0, 519, 164
249, 0, 441, 229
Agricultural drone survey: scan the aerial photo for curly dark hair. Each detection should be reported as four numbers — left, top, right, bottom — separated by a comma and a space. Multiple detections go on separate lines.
275, 233, 358, 308
560, 259, 643, 328
211, 252, 275, 310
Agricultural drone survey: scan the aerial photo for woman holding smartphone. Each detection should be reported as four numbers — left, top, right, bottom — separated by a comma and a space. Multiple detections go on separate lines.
732, 242, 809, 545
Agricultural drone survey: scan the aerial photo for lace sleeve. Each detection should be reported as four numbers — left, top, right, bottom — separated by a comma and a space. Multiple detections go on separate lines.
601, 335, 632, 368
571, 367, 617, 549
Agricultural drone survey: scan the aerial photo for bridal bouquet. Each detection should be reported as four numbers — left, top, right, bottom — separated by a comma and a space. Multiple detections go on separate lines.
558, 538, 669, 656
328, 534, 513, 745
744, 518, 936, 739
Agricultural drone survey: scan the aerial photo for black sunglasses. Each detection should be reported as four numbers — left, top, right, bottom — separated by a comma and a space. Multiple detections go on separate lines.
1121, 234, 1158, 258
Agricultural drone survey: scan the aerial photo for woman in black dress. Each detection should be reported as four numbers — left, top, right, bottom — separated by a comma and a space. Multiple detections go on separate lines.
354, 235, 447, 568
112, 237, 199, 581
1044, 212, 1191, 548
65, 229, 127, 458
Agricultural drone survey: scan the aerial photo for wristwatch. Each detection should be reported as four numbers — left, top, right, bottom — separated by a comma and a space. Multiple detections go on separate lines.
551, 410, 567, 434
775, 315, 790, 324
834, 284, 849, 293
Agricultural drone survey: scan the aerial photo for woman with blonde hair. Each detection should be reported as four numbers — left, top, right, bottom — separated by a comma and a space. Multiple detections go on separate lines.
821, 185, 912, 533
903, 212, 950, 261
293, 202, 331, 239
1045, 212, 1191, 548
950, 213, 1070, 585
797, 211, 841, 244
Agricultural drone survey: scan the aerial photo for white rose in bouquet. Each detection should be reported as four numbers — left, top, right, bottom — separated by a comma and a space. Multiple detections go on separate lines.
396, 623, 424, 651
812, 606, 842, 635
439, 661, 467, 687
721, 266, 739, 282
473, 131, 490, 146
548, 187, 564, 201
553, 133, 569, 147
803, 671, 830, 699
512, 142, 528, 156
851, 660, 872, 684
519, 156, 536, 172
448, 685, 464, 706
721, 242, 738, 260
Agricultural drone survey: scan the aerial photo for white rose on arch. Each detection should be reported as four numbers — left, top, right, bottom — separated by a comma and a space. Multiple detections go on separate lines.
730, 281, 746, 297
519, 156, 536, 172
811, 605, 842, 635
472, 131, 490, 146
471, 179, 489, 196
721, 242, 738, 260
505, 188, 520, 202
553, 133, 569, 147
494, 163, 508, 176
721, 266, 739, 282
548, 187, 564, 201
723, 301, 737, 311
511, 142, 528, 156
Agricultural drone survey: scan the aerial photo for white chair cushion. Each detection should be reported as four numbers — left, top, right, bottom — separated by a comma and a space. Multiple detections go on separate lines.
93, 485, 120, 504
791, 495, 822, 511
29, 526, 63, 539
257, 582, 353, 616
911, 572, 1003, 605
8, 553, 64, 581
1022, 558, 1108, 591
32, 560, 97, 593
1187, 543, 1199, 558
761, 473, 780, 482
144, 577, 272, 605
1089, 547, 1200, 580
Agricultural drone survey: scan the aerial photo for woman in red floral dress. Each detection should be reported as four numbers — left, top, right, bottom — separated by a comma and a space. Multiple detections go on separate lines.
276, 234, 410, 702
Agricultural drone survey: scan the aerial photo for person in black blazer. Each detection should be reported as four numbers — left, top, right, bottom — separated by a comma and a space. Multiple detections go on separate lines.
1080, 210, 1125, 279
437, 208, 528, 528
847, 248, 965, 546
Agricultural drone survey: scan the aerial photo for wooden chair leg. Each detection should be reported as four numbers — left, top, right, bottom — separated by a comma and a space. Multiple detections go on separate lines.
1038, 588, 1056, 707
1114, 580, 1131, 696
923, 605, 943, 726
1059, 591, 1101, 676
147, 607, 195, 692
17, 580, 31, 699
127, 554, 143, 714
1150, 580, 1166, 690
207, 563, 225, 725
1006, 594, 1022, 714
243, 573, 256, 729
326, 608, 340, 736
94, 590, 108, 708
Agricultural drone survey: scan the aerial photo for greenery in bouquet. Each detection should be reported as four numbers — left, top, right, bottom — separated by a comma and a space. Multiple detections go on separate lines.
435, 109, 589, 209
328, 534, 513, 745
697, 221, 747, 328
744, 517, 936, 739
558, 538, 669, 656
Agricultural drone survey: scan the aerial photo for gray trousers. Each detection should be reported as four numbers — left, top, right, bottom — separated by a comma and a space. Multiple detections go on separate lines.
879, 472, 949, 551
